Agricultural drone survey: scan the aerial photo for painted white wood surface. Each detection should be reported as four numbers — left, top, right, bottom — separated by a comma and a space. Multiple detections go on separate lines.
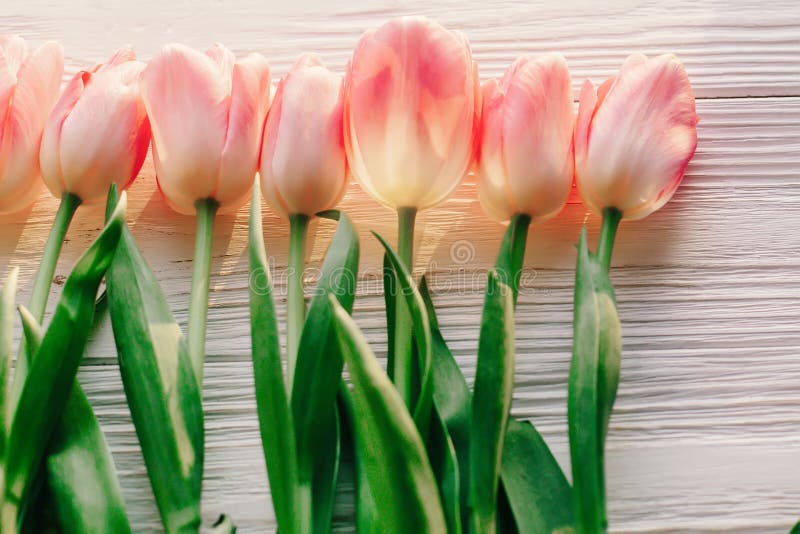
2, 0, 800, 531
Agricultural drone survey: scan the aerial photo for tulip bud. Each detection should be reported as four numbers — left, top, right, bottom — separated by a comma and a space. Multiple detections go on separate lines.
344, 16, 480, 211
40, 47, 151, 205
477, 54, 574, 223
260, 54, 347, 217
575, 53, 698, 220
0, 36, 63, 214
141, 43, 271, 214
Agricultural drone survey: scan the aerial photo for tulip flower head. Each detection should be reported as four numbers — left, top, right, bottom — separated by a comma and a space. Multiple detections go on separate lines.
575, 53, 698, 220
0, 35, 63, 214
40, 47, 150, 205
260, 54, 347, 217
477, 54, 574, 223
344, 16, 480, 211
142, 43, 271, 214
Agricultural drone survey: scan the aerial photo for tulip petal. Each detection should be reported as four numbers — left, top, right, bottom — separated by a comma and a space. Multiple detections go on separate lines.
574, 79, 597, 170
215, 53, 270, 211
11, 42, 63, 149
501, 55, 573, 222
58, 60, 149, 203
142, 44, 230, 214
293, 53, 325, 70
0, 41, 62, 212
417, 30, 478, 209
260, 78, 291, 215
0, 35, 29, 76
346, 17, 476, 209
101, 46, 137, 70
0, 53, 17, 157
206, 43, 235, 92
40, 70, 89, 199
578, 54, 698, 219
261, 63, 346, 216
477, 79, 515, 222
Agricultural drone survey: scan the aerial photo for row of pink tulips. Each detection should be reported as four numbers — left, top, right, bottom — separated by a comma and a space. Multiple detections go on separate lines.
1, 17, 697, 228
0, 15, 700, 533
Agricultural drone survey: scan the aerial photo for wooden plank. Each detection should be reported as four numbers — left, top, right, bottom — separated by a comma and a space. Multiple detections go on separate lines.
2, 0, 800, 98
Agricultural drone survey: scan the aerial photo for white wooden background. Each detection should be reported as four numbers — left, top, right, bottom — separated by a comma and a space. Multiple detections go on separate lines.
1, 0, 799, 532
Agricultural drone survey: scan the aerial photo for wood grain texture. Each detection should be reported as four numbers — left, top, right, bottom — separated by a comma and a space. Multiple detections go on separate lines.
1, 0, 799, 532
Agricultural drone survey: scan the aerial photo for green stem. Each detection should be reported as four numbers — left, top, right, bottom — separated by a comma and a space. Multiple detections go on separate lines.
26, 193, 81, 339
188, 198, 219, 386
507, 213, 531, 306
392, 207, 417, 409
597, 207, 622, 272
287, 214, 309, 391
9, 193, 80, 415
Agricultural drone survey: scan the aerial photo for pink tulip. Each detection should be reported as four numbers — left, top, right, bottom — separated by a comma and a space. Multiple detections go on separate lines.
141, 43, 271, 214
575, 53, 698, 220
0, 36, 63, 214
260, 54, 347, 217
344, 16, 480, 210
477, 54, 574, 223
40, 47, 150, 205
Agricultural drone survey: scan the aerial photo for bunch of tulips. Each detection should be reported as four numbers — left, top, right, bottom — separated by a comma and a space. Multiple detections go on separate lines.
0, 16, 701, 534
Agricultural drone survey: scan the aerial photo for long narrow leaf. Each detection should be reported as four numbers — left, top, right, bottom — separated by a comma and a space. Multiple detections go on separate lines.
3, 193, 126, 528
105, 187, 204, 532
312, 407, 340, 533
16, 306, 41, 358
569, 228, 618, 532
338, 384, 380, 534
419, 276, 470, 531
291, 209, 359, 532
330, 296, 446, 531
45, 385, 132, 533
428, 406, 462, 534
383, 253, 396, 380
19, 302, 131, 534
0, 267, 19, 460
470, 270, 515, 533
373, 235, 433, 442
248, 184, 299, 533
500, 419, 574, 533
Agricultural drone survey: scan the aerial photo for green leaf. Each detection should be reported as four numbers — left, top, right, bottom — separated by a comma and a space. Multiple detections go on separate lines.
373, 234, 433, 443
248, 184, 299, 533
790, 520, 800, 534
501, 419, 574, 533
0, 267, 19, 458
470, 270, 515, 534
568, 228, 620, 532
3, 193, 126, 529
330, 295, 446, 531
291, 209, 359, 532
44, 384, 132, 533
496, 480, 518, 534
312, 407, 340, 533
338, 384, 379, 534
383, 253, 396, 380
427, 406, 462, 534
105, 186, 204, 533
19, 298, 131, 534
419, 276, 471, 531
16, 306, 41, 359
